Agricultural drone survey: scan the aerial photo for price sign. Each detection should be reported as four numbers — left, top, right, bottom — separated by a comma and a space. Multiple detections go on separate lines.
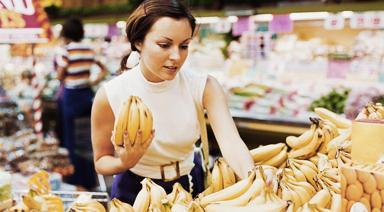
324, 14, 344, 30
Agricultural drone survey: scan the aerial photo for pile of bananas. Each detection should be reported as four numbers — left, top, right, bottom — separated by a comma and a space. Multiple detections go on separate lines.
113, 96, 153, 146
9, 171, 66, 212
201, 166, 288, 211
356, 102, 384, 120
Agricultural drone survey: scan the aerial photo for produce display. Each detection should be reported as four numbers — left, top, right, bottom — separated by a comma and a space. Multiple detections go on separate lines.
309, 89, 350, 114
228, 83, 314, 118
0, 129, 73, 176
2, 101, 383, 211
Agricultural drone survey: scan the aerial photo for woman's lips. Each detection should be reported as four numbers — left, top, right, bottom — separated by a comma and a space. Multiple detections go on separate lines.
164, 66, 177, 72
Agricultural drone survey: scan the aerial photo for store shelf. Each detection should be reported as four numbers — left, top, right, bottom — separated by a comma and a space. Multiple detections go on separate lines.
230, 109, 311, 135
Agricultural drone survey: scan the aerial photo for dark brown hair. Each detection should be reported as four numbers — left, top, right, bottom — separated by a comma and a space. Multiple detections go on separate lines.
119, 0, 196, 73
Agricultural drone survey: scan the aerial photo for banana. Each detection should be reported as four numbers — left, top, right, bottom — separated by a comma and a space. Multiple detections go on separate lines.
260, 146, 288, 168
137, 97, 153, 143
167, 183, 192, 205
289, 128, 323, 159
127, 96, 140, 145
314, 107, 351, 129
308, 189, 331, 208
199, 171, 255, 207
69, 199, 106, 212
113, 97, 131, 146
250, 143, 286, 162
330, 194, 342, 211
110, 198, 134, 212
28, 170, 51, 195
133, 178, 151, 212
198, 185, 214, 198
218, 158, 236, 188
286, 125, 316, 149
212, 168, 266, 206
147, 179, 167, 212
291, 159, 318, 172
22, 195, 41, 210
299, 163, 318, 188
318, 125, 333, 153
287, 160, 306, 182
326, 128, 351, 153
40, 194, 64, 212
211, 160, 224, 192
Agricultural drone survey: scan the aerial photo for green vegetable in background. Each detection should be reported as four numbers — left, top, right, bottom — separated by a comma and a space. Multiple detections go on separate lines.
309, 89, 350, 114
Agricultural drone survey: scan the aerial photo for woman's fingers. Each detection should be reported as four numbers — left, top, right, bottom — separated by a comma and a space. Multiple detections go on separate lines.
123, 131, 131, 150
142, 129, 155, 149
133, 130, 143, 149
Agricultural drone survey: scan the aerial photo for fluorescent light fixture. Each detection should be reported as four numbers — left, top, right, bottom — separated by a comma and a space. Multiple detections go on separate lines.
196, 16, 221, 24
116, 21, 126, 29
341, 11, 354, 18
252, 14, 273, 22
290, 12, 329, 20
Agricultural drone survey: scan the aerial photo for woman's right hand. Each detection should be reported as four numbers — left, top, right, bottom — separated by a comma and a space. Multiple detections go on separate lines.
112, 129, 155, 171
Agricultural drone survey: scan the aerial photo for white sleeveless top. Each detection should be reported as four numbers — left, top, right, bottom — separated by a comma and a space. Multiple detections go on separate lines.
104, 65, 208, 179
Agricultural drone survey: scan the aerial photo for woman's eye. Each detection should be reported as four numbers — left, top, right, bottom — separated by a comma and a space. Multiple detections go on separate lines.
180, 45, 189, 50
158, 43, 170, 48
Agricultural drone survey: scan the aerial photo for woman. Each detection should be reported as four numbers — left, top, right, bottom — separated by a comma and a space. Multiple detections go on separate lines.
57, 17, 107, 189
91, 0, 254, 204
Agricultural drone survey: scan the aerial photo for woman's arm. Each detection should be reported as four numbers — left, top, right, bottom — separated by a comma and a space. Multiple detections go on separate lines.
91, 87, 127, 175
203, 76, 254, 179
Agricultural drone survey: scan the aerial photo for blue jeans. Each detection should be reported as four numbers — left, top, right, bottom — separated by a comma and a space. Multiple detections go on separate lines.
62, 87, 96, 189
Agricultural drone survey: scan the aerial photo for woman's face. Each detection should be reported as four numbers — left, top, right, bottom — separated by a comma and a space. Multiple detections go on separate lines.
137, 17, 192, 82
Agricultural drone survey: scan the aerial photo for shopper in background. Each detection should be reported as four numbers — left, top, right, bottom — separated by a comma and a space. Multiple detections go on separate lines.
57, 17, 107, 190
91, 0, 254, 204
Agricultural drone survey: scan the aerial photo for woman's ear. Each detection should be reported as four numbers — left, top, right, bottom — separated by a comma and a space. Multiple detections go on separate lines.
134, 42, 142, 52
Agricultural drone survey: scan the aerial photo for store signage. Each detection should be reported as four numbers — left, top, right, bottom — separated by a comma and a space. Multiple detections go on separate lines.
364, 12, 384, 29
350, 13, 366, 29
232, 16, 249, 36
0, 0, 51, 43
324, 14, 344, 30
268, 14, 292, 33
350, 12, 384, 29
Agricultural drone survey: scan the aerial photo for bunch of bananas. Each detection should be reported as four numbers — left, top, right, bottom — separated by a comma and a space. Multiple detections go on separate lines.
287, 189, 341, 212
27, 170, 51, 195
68, 197, 106, 212
109, 198, 134, 212
203, 166, 288, 211
278, 168, 316, 210
200, 158, 238, 197
132, 178, 167, 211
113, 96, 153, 146
250, 143, 287, 168
356, 102, 384, 120
286, 158, 318, 188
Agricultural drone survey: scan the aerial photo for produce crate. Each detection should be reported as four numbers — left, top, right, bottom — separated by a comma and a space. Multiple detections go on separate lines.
340, 164, 384, 212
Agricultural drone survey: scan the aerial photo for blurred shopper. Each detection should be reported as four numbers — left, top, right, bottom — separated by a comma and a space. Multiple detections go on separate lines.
91, 0, 254, 204
57, 17, 107, 189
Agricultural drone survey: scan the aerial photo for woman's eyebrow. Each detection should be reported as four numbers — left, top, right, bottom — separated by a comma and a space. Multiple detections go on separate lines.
160, 36, 192, 43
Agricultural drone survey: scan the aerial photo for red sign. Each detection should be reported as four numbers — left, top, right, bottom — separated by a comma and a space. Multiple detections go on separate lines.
0, 0, 52, 43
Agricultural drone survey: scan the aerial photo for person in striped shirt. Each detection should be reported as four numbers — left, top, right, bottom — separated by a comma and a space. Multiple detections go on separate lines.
57, 17, 107, 190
